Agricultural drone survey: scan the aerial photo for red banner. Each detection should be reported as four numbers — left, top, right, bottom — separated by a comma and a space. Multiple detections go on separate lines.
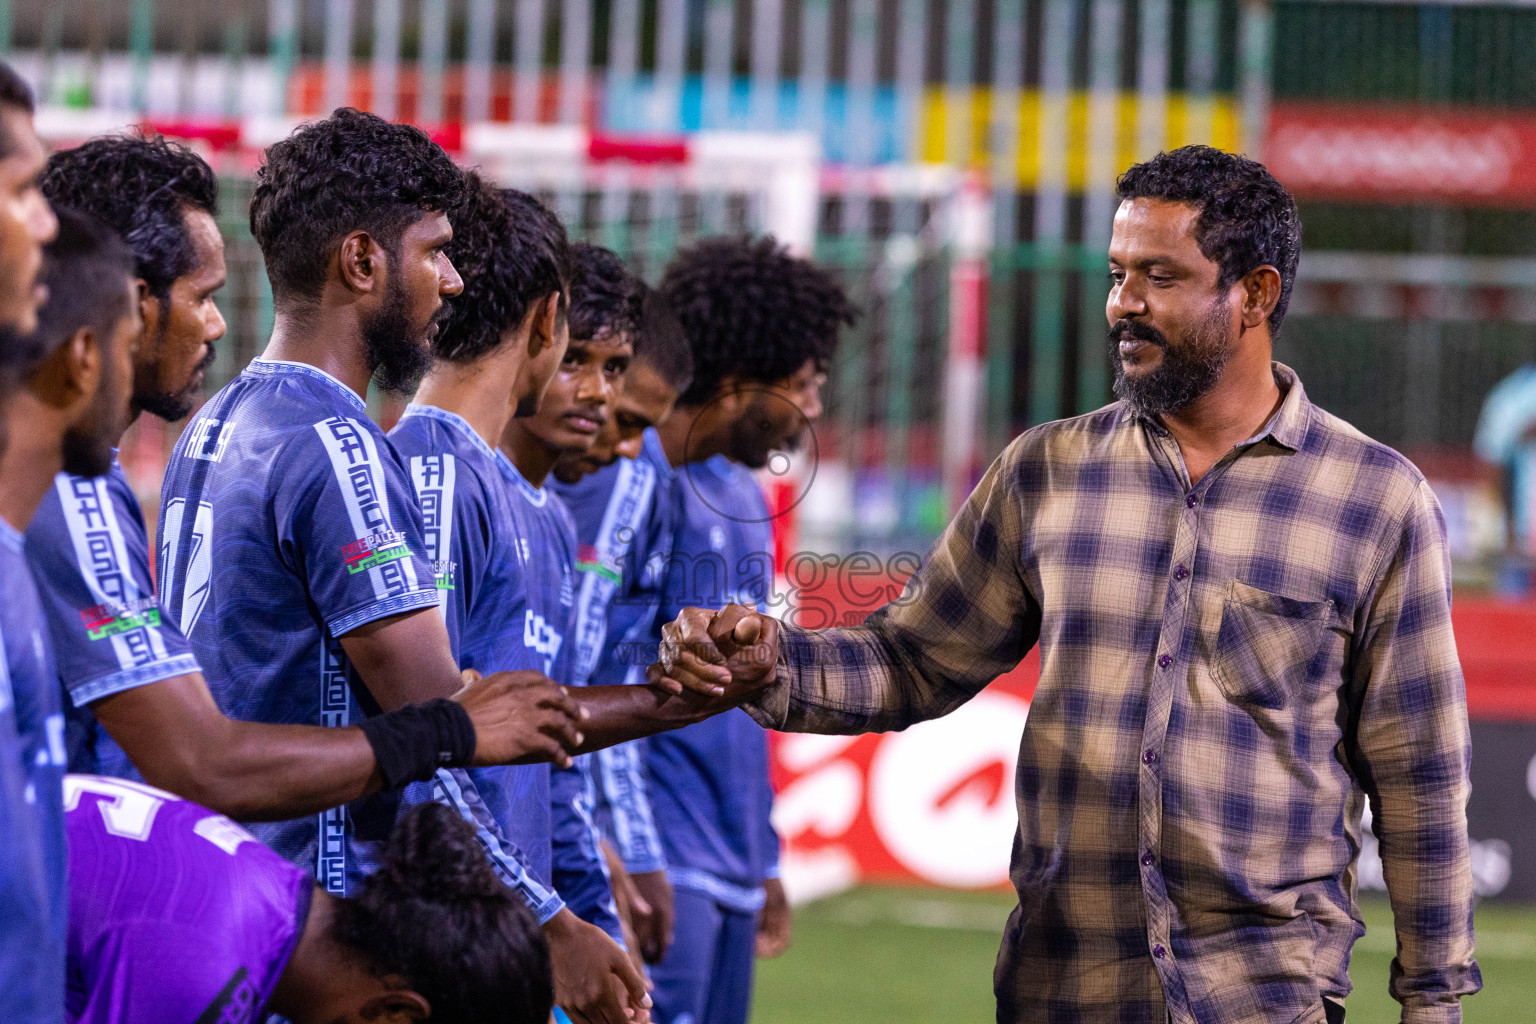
1265, 101, 1536, 207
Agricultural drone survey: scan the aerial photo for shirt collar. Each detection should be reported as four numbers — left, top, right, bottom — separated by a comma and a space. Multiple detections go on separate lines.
0, 516, 22, 554
247, 358, 367, 412
1126, 361, 1310, 454
398, 403, 502, 464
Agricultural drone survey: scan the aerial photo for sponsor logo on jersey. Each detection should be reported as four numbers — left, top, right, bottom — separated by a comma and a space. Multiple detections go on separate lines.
79, 596, 163, 641
576, 544, 622, 584
430, 559, 457, 590
341, 530, 411, 574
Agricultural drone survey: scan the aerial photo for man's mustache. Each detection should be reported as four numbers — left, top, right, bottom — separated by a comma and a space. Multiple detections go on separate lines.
1108, 319, 1169, 349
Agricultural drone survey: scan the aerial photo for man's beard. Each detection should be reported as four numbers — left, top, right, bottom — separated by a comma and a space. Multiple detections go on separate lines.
136, 321, 216, 422
364, 276, 440, 396
1109, 298, 1232, 420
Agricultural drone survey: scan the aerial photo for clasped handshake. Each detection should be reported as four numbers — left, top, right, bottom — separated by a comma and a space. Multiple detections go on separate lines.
452, 604, 782, 768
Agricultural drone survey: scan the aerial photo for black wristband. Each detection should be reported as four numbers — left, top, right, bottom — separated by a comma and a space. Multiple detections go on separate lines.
359, 698, 478, 790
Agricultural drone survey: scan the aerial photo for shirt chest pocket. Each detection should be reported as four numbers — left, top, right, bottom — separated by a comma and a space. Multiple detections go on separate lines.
1213, 580, 1336, 711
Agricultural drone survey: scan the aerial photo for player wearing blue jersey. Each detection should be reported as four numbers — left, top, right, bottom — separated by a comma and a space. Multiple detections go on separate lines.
391, 179, 652, 1024
29, 135, 575, 821
637, 237, 854, 1024
156, 112, 584, 906
551, 279, 695, 966
0, 210, 139, 1024
65, 776, 554, 1024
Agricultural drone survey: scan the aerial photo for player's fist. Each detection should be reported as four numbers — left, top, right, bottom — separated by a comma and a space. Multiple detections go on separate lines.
650, 603, 781, 699
452, 668, 587, 769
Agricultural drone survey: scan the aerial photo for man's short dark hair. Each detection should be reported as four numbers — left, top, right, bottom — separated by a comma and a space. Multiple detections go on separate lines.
568, 242, 643, 344
659, 236, 856, 406
42, 135, 218, 303
27, 209, 135, 369
1116, 145, 1302, 334
633, 286, 693, 396
433, 177, 570, 364
0, 61, 36, 158
249, 108, 465, 303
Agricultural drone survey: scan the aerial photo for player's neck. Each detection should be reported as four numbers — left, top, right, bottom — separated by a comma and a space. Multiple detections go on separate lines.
500, 419, 556, 489
1158, 341, 1282, 486
261, 306, 374, 400
268, 890, 374, 1024
0, 391, 66, 532
413, 344, 523, 450
656, 401, 724, 467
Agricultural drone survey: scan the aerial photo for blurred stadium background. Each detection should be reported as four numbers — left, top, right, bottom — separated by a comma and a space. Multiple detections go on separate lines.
8, 0, 1536, 1017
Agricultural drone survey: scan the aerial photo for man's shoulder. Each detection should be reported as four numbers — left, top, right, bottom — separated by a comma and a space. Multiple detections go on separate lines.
1296, 402, 1430, 511
993, 402, 1133, 471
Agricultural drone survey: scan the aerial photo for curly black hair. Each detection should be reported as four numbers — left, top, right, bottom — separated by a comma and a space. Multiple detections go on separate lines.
41, 134, 218, 303
333, 802, 553, 1024
432, 177, 570, 363
568, 242, 643, 344
249, 108, 465, 303
1116, 145, 1302, 334
659, 236, 856, 406
633, 286, 693, 395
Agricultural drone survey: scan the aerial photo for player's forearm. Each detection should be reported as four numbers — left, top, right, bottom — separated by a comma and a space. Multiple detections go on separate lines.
567, 684, 725, 753
131, 717, 383, 822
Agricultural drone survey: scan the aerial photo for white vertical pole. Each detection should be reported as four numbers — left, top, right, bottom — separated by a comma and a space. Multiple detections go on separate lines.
465, 0, 495, 123
1080, 0, 1121, 409
372, 0, 401, 120
608, 0, 640, 122
845, 0, 878, 236
655, 0, 687, 130
516, 0, 548, 122
1185, 0, 1218, 144
268, 0, 297, 116
1239, 0, 1273, 157
323, 0, 354, 114
1136, 0, 1170, 160
702, 0, 733, 129
750, 0, 783, 128
800, 0, 830, 140
942, 178, 993, 514
419, 0, 447, 124
895, 0, 926, 176
559, 0, 592, 124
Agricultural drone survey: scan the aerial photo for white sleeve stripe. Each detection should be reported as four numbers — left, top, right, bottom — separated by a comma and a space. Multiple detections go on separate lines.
313, 417, 421, 598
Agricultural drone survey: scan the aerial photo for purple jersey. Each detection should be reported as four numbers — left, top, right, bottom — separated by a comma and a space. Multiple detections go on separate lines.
64, 774, 310, 1024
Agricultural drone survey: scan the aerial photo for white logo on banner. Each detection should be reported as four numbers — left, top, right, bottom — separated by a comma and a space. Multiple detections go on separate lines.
869, 691, 1028, 888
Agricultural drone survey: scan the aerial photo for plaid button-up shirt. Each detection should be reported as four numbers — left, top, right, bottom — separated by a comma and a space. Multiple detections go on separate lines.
747, 365, 1480, 1024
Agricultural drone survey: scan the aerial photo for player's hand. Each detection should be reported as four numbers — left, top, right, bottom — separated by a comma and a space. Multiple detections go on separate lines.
601, 841, 653, 984
649, 603, 781, 699
755, 877, 793, 959
546, 908, 653, 1024
452, 669, 587, 770
629, 869, 675, 964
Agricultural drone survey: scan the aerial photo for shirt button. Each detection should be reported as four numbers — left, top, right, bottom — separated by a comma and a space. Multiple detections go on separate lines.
1142, 749, 1158, 766
1153, 944, 1167, 959
1185, 494, 1197, 508
1141, 850, 1155, 867
1157, 654, 1172, 669
1173, 565, 1189, 581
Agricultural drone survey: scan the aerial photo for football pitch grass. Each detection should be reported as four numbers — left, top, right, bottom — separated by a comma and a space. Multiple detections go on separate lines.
753, 886, 1536, 1023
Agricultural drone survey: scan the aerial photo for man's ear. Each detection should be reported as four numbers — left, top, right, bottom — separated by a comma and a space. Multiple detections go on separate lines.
136, 279, 160, 346
526, 292, 561, 358
712, 374, 751, 416
356, 989, 430, 1022
338, 231, 385, 295
1239, 265, 1282, 331
27, 326, 101, 414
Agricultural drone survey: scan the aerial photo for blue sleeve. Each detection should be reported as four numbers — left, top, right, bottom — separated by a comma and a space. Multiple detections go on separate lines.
551, 756, 624, 943
401, 449, 465, 654
423, 769, 566, 924
282, 417, 440, 638
24, 472, 199, 708
1474, 368, 1536, 465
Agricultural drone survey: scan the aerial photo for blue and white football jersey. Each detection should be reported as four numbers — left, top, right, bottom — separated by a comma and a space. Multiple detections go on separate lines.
648, 455, 781, 911
157, 359, 449, 894
0, 519, 67, 1024
550, 427, 674, 875
24, 458, 200, 776
505, 457, 623, 942
389, 404, 561, 922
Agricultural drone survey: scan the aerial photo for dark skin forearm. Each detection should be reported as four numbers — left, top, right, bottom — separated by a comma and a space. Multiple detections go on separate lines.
567, 684, 725, 754
93, 673, 383, 822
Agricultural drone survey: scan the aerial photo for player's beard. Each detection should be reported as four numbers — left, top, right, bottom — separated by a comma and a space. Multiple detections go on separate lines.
364, 274, 440, 396
135, 318, 216, 422
1109, 297, 1232, 420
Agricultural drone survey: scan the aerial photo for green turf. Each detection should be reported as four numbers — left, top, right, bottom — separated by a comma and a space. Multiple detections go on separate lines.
752, 887, 1536, 1023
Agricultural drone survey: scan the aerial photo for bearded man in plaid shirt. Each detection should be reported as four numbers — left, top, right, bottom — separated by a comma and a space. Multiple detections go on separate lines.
654, 146, 1481, 1024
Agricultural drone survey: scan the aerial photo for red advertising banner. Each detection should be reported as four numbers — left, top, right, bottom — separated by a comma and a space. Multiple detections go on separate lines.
1265, 101, 1536, 207
770, 589, 1536, 901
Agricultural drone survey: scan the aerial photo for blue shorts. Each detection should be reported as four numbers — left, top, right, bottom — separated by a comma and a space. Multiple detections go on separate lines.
648, 887, 757, 1024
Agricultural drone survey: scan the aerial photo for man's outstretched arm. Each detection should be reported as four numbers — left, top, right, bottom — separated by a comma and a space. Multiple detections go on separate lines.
654, 450, 1042, 735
